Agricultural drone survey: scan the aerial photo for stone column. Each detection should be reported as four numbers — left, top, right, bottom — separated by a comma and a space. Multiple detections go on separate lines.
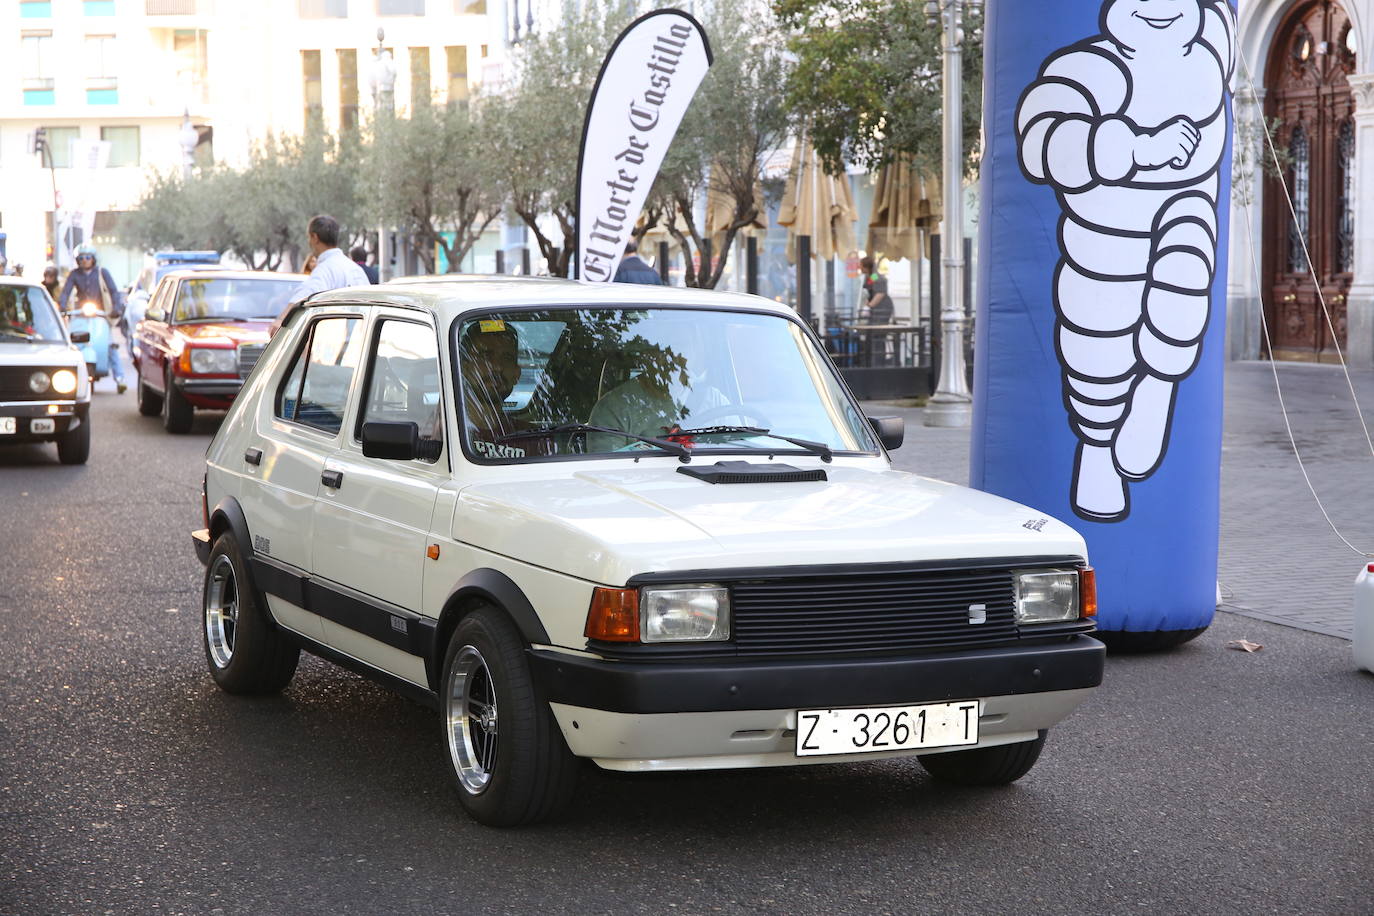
1345, 73, 1374, 366
1226, 84, 1266, 361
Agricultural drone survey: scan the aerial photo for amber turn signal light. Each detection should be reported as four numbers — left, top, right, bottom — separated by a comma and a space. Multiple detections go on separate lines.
1079, 567, 1097, 618
585, 587, 640, 641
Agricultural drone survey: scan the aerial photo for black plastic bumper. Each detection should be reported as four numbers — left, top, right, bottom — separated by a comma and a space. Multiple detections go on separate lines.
175, 378, 243, 397
529, 636, 1105, 714
0, 400, 89, 439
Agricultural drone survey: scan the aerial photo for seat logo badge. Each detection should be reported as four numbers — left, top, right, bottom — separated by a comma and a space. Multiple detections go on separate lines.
968, 604, 988, 625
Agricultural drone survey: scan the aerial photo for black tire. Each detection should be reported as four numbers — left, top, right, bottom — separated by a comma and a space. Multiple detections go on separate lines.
440, 607, 578, 827
162, 367, 193, 434
1096, 627, 1208, 654
136, 368, 163, 416
56, 417, 90, 465
918, 730, 1047, 786
202, 532, 299, 694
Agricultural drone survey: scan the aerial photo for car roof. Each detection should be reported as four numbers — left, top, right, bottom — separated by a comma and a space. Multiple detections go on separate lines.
386, 273, 566, 285
161, 269, 307, 283
0, 276, 45, 290
311, 277, 797, 320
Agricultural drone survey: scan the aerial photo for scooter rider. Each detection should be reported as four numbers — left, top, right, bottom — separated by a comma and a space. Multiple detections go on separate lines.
59, 245, 126, 394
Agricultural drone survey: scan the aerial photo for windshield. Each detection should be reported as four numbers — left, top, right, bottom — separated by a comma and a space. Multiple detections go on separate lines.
454, 307, 877, 462
172, 277, 297, 322
0, 285, 65, 343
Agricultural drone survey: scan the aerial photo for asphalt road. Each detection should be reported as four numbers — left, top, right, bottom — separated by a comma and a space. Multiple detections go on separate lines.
2, 387, 1372, 916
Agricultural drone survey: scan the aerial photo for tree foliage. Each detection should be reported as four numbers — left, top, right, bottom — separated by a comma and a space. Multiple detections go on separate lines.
774, 0, 982, 178
120, 124, 365, 270
368, 102, 501, 274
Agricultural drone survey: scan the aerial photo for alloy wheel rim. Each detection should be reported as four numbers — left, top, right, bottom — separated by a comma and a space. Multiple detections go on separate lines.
204, 554, 238, 668
447, 645, 498, 793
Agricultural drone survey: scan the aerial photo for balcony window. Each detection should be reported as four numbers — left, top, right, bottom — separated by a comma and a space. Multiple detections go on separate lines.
339, 49, 359, 131
410, 47, 431, 109
102, 126, 140, 167
24, 90, 56, 106
446, 46, 468, 104
22, 31, 53, 84
87, 89, 118, 105
84, 0, 116, 14
299, 0, 348, 15
42, 127, 80, 168
146, 0, 200, 13
173, 29, 209, 105
302, 50, 323, 126
20, 1, 53, 18
86, 34, 118, 90
378, 0, 425, 14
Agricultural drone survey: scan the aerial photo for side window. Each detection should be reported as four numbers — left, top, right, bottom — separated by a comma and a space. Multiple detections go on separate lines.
275, 315, 364, 434
359, 320, 443, 462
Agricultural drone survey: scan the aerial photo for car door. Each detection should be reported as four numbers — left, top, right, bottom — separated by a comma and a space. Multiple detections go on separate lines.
310, 310, 447, 685
242, 308, 369, 641
137, 278, 176, 393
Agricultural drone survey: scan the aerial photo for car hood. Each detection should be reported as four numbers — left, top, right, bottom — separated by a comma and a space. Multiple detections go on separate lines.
452, 463, 1086, 585
174, 321, 271, 343
0, 341, 83, 367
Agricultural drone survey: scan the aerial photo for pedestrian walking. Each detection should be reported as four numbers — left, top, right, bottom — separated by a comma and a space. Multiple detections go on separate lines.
860, 256, 893, 324
41, 266, 60, 301
58, 245, 127, 393
612, 240, 662, 285
351, 245, 379, 284
273, 215, 369, 335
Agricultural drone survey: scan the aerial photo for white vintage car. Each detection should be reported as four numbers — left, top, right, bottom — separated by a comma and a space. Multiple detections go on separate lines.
193, 278, 1104, 826
0, 277, 92, 464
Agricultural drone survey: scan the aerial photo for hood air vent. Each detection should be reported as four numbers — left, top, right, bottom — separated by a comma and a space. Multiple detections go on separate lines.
676, 461, 827, 485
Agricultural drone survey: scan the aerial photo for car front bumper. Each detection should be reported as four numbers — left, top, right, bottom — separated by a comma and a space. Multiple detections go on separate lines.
0, 399, 90, 442
531, 636, 1104, 771
173, 376, 243, 403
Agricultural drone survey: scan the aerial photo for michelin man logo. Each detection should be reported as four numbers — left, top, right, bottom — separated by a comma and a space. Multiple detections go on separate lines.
1016, 0, 1235, 522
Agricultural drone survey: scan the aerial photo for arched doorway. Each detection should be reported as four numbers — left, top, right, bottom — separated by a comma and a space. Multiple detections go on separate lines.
1264, 0, 1357, 361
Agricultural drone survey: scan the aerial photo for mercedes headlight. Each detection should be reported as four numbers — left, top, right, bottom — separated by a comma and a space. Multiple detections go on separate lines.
51, 369, 77, 394
641, 586, 730, 642
1013, 569, 1081, 623
188, 348, 237, 375
28, 371, 51, 394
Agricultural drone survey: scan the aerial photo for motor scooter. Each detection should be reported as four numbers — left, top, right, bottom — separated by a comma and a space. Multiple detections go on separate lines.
65, 301, 111, 382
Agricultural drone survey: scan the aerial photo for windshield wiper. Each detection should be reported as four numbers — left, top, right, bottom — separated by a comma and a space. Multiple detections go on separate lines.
671, 425, 834, 463
0, 330, 37, 341
176, 315, 260, 324
497, 423, 691, 461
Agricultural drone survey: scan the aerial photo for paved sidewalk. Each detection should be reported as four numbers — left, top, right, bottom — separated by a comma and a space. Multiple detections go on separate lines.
869, 360, 1374, 639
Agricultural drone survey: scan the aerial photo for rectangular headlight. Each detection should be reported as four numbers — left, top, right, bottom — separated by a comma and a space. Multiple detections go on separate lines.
189, 348, 237, 375
1013, 568, 1080, 623
640, 586, 730, 642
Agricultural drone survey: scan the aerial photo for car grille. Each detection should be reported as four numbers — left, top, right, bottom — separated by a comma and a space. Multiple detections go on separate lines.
238, 344, 265, 379
730, 566, 1021, 656
603, 559, 1093, 660
0, 366, 68, 401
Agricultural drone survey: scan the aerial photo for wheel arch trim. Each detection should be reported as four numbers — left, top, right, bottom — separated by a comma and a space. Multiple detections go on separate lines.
430, 569, 550, 691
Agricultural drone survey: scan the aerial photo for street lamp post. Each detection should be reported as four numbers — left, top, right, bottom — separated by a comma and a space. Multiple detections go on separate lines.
923, 0, 978, 428
370, 27, 397, 280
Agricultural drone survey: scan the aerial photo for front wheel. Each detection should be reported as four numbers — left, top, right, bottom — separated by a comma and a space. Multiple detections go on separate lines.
56, 418, 90, 465
163, 368, 193, 434
202, 532, 299, 694
918, 730, 1047, 786
441, 608, 578, 827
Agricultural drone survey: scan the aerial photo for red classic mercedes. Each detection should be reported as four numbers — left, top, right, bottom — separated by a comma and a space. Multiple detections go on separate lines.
134, 270, 305, 433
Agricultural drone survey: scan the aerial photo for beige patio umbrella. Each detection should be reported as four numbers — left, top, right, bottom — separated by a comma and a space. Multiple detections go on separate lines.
776, 135, 858, 264
866, 154, 941, 262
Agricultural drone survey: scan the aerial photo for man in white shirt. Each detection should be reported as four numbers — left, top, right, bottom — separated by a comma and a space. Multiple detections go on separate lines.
276, 215, 369, 329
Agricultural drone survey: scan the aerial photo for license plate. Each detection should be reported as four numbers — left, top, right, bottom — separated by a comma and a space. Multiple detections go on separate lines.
0, 417, 13, 435
796, 700, 980, 757
31, 418, 55, 434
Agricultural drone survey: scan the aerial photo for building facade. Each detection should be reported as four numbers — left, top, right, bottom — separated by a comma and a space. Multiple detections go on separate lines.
0, 0, 499, 284
1229, 0, 1374, 364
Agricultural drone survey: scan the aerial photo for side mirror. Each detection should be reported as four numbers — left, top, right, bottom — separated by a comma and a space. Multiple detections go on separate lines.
868, 415, 905, 451
361, 420, 419, 460
70, 330, 90, 344
146, 307, 164, 322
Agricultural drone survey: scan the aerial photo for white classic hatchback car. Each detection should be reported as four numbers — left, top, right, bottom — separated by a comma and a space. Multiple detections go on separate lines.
193, 279, 1104, 826
0, 277, 92, 464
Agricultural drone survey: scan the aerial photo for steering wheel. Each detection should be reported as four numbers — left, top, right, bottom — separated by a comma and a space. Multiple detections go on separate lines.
679, 403, 773, 430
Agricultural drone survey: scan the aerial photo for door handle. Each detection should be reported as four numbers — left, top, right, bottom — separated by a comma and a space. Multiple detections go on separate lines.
321, 469, 344, 489
244, 447, 262, 466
